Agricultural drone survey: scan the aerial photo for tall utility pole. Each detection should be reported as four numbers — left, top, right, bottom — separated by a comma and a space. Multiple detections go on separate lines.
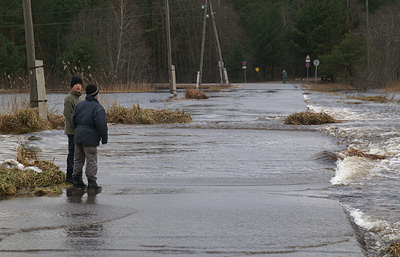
209, 0, 228, 86
366, 0, 370, 70
165, 0, 176, 96
197, 0, 208, 89
23, 0, 38, 107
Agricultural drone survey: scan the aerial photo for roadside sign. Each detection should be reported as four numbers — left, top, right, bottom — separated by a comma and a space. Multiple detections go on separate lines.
242, 66, 247, 69
306, 55, 310, 63
242, 61, 247, 66
306, 63, 310, 68
314, 59, 320, 84
255, 67, 260, 72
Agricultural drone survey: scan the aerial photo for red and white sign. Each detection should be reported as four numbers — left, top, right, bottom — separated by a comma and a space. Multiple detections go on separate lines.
305, 55, 311, 63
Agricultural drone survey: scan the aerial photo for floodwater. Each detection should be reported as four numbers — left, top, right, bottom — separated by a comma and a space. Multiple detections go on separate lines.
0, 83, 387, 256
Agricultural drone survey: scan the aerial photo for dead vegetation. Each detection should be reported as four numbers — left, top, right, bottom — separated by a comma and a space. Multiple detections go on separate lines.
106, 103, 192, 124
347, 95, 390, 103
303, 83, 393, 103
0, 102, 192, 135
344, 148, 386, 160
381, 240, 400, 257
0, 107, 64, 134
302, 83, 356, 93
0, 146, 65, 197
317, 148, 386, 164
185, 89, 209, 99
284, 111, 340, 125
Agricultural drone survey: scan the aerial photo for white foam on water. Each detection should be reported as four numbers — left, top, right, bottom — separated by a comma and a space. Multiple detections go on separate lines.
348, 207, 389, 231
345, 205, 400, 252
330, 157, 373, 185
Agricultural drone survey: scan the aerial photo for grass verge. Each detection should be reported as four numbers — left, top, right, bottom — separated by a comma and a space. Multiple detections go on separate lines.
381, 240, 400, 257
106, 103, 192, 124
0, 107, 64, 134
302, 83, 356, 93
0, 146, 65, 197
347, 95, 390, 103
284, 111, 340, 125
0, 103, 192, 135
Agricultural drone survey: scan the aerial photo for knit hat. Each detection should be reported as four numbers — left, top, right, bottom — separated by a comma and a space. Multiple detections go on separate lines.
70, 76, 83, 87
86, 84, 99, 96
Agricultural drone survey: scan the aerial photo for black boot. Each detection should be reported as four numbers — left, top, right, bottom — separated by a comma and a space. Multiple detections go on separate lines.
66, 170, 74, 183
87, 178, 102, 191
73, 175, 87, 189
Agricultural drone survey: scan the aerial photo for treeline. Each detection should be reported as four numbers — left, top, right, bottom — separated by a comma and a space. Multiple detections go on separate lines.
0, 0, 398, 90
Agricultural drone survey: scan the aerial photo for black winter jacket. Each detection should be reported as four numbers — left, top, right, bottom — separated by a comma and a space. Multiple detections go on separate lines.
73, 96, 108, 147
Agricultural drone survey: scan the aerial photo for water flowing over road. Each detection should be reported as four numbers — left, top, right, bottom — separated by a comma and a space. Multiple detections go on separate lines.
0, 83, 365, 256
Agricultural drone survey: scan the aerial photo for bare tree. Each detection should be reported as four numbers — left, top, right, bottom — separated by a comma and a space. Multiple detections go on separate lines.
368, 2, 400, 87
100, 0, 151, 83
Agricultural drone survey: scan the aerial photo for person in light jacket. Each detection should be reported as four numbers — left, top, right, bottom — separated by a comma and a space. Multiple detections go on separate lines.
72, 84, 108, 191
63, 76, 83, 183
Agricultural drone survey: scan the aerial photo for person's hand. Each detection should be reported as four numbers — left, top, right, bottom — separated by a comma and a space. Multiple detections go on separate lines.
102, 139, 107, 144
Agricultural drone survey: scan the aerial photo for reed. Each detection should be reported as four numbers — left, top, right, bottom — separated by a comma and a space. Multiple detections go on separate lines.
0, 146, 65, 196
185, 89, 209, 99
106, 103, 192, 124
284, 111, 340, 125
381, 240, 400, 257
0, 106, 65, 134
62, 62, 154, 92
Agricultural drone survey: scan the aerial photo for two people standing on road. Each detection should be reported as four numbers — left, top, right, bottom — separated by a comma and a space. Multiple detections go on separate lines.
63, 76, 108, 192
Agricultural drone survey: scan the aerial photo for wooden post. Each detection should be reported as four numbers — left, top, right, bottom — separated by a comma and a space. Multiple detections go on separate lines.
198, 0, 208, 88
209, 0, 229, 86
171, 65, 177, 97
23, 0, 38, 107
35, 60, 47, 120
165, 0, 174, 95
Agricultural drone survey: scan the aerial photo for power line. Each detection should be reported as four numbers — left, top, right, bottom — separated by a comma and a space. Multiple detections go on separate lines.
0, 4, 204, 28
0, 12, 204, 29
0, 0, 199, 18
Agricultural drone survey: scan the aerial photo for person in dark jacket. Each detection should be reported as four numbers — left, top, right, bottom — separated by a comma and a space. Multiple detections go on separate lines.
63, 76, 83, 183
72, 84, 108, 191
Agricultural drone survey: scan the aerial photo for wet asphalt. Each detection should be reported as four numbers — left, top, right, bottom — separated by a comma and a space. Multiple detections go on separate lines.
0, 83, 364, 256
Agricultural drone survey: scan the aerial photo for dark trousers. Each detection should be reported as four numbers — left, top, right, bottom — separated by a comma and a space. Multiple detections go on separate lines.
67, 135, 75, 177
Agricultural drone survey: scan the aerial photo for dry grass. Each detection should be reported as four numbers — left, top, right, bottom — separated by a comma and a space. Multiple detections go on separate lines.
0, 107, 65, 134
284, 111, 340, 125
381, 240, 400, 257
347, 95, 390, 103
106, 103, 192, 124
100, 82, 155, 93
344, 148, 386, 160
302, 83, 356, 93
0, 146, 65, 197
384, 81, 400, 93
185, 89, 209, 99
0, 102, 192, 135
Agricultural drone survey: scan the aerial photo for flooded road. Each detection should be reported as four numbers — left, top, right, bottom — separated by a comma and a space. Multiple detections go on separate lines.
0, 84, 364, 256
